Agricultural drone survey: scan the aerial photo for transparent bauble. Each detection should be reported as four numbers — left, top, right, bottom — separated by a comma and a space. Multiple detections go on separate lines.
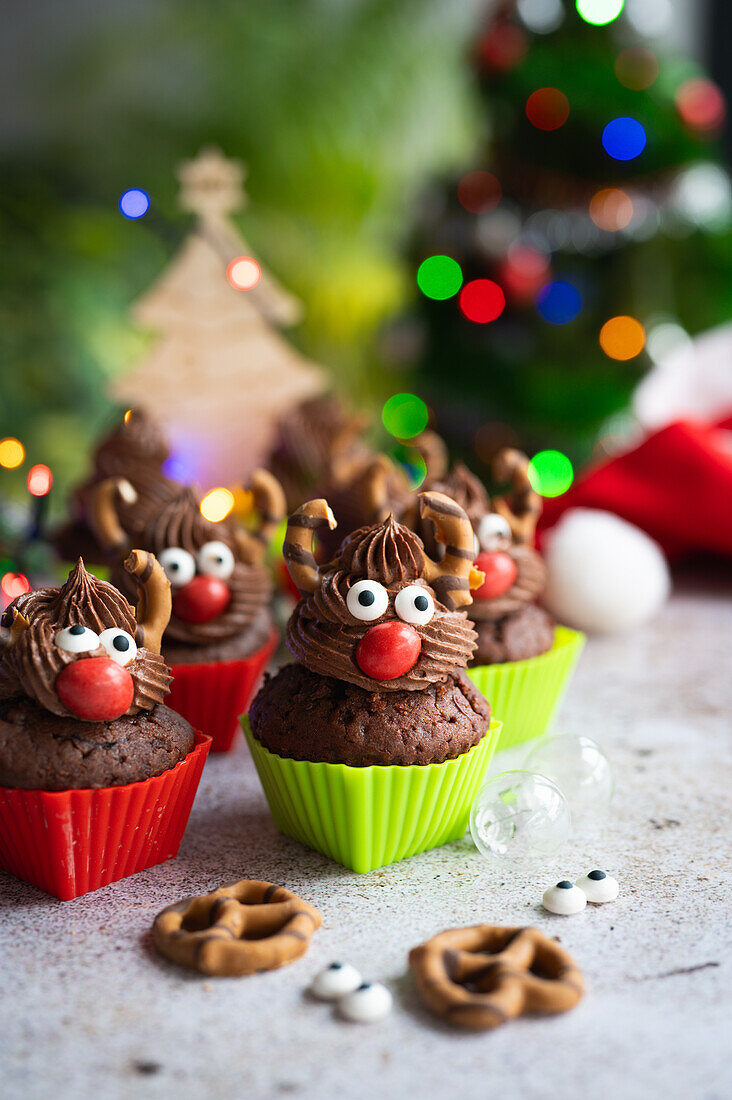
526, 734, 614, 823
469, 770, 571, 869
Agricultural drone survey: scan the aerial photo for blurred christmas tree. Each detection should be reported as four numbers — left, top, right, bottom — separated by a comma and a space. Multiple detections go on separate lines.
409, 0, 732, 471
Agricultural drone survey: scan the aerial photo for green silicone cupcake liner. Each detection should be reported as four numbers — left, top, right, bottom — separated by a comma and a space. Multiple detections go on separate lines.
242, 717, 502, 873
467, 626, 585, 753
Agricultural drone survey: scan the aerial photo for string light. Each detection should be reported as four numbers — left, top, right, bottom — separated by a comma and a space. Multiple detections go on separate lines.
526, 88, 570, 131
602, 117, 647, 161
459, 280, 506, 324
615, 48, 659, 90
498, 246, 550, 301
382, 394, 429, 439
535, 280, 582, 324
576, 0, 624, 26
457, 172, 501, 214
27, 464, 53, 497
0, 438, 25, 469
416, 255, 463, 300
119, 189, 150, 219
1, 572, 31, 600
478, 23, 527, 72
528, 451, 574, 497
226, 256, 262, 291
589, 188, 634, 231
675, 78, 726, 134
599, 316, 645, 360
200, 487, 235, 522
517, 0, 564, 34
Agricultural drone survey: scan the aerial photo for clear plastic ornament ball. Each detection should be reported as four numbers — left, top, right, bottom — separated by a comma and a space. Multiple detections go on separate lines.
526, 734, 614, 823
469, 770, 572, 869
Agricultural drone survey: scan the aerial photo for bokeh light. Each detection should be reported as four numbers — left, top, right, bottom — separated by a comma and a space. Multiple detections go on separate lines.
416, 255, 463, 300
0, 438, 25, 469
459, 280, 506, 324
599, 316, 646, 360
576, 0, 624, 26
535, 280, 582, 324
457, 172, 502, 214
517, 0, 564, 34
626, 0, 671, 38
615, 48, 659, 90
589, 188, 634, 231
382, 393, 429, 439
498, 246, 550, 301
402, 450, 428, 489
602, 117, 647, 161
200, 487, 235, 522
478, 23, 528, 72
672, 163, 732, 228
675, 78, 726, 134
226, 256, 262, 291
526, 88, 570, 131
27, 464, 53, 497
528, 451, 574, 497
119, 189, 150, 219
1, 572, 31, 601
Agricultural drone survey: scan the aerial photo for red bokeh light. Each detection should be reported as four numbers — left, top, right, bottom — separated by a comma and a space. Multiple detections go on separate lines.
459, 279, 506, 324
457, 171, 502, 214
526, 88, 570, 131
498, 247, 550, 302
676, 78, 726, 134
478, 23, 527, 73
1, 572, 31, 601
27, 464, 53, 497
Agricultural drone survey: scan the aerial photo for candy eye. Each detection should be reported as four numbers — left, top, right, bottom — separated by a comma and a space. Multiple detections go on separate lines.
478, 513, 512, 549
394, 585, 435, 626
575, 870, 619, 904
309, 962, 363, 1001
158, 547, 196, 587
55, 625, 100, 653
98, 628, 138, 666
338, 981, 393, 1023
346, 579, 389, 622
542, 880, 587, 915
197, 541, 235, 580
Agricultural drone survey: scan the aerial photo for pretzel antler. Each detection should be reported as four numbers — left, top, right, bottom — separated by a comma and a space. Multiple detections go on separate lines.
419, 492, 484, 610
234, 469, 287, 564
282, 499, 337, 594
124, 549, 171, 654
91, 477, 138, 555
491, 448, 542, 545
412, 430, 449, 481
3, 608, 29, 649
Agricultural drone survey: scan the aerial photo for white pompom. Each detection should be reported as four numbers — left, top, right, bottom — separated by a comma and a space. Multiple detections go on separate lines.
542, 509, 670, 634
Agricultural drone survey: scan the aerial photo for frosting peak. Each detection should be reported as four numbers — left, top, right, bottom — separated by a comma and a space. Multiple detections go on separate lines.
334, 514, 425, 584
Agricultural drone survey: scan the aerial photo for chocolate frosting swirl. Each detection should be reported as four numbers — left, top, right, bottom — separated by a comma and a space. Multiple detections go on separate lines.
286, 515, 477, 691
0, 560, 171, 718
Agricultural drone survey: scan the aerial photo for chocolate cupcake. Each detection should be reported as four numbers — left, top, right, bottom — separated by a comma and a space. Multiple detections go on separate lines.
91, 470, 285, 750
0, 555, 209, 899
245, 493, 501, 872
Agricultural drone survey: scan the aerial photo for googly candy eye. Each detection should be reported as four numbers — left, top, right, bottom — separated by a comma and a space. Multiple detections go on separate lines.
55, 625, 100, 653
338, 981, 393, 1023
478, 513, 512, 549
197, 541, 235, 580
309, 962, 363, 1001
542, 880, 587, 915
98, 628, 138, 666
158, 547, 196, 588
575, 870, 619, 904
394, 585, 435, 626
346, 579, 389, 622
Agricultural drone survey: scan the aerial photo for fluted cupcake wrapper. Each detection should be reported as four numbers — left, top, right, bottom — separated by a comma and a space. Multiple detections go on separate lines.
467, 626, 585, 753
0, 732, 211, 901
242, 717, 501, 873
167, 630, 278, 753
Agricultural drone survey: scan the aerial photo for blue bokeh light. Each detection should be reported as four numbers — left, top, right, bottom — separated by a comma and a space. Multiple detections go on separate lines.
119, 188, 150, 219
535, 280, 582, 324
602, 117, 647, 161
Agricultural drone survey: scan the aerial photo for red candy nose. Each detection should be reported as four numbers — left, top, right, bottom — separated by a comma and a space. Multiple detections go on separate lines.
56, 658, 135, 722
173, 575, 231, 623
356, 621, 422, 680
473, 551, 518, 600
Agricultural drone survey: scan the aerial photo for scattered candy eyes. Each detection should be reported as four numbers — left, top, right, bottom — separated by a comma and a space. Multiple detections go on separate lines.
394, 585, 434, 627
576, 870, 619, 903
309, 962, 363, 1001
98, 628, 138, 667
197, 541, 235, 580
55, 625, 100, 654
478, 513, 512, 549
338, 981, 393, 1023
158, 547, 196, 588
346, 579, 390, 622
542, 881, 588, 915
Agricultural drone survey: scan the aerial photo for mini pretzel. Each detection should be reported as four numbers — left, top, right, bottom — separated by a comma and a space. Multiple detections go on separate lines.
152, 880, 322, 977
409, 925, 583, 1030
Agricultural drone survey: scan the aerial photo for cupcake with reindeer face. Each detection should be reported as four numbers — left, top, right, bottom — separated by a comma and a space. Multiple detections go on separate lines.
90, 470, 285, 751
245, 492, 501, 873
0, 555, 210, 900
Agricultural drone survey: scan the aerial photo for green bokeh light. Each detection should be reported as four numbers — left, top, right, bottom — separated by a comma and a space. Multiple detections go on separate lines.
528, 450, 574, 497
576, 0, 624, 26
416, 255, 463, 300
382, 393, 429, 439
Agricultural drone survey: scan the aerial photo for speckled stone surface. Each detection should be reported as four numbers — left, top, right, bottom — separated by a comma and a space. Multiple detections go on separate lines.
2, 572, 731, 1100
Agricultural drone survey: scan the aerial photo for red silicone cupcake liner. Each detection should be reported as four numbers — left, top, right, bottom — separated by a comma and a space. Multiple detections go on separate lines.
0, 732, 211, 901
167, 630, 278, 753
